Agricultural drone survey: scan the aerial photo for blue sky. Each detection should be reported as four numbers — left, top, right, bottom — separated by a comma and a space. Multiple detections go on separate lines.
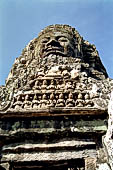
0, 0, 113, 85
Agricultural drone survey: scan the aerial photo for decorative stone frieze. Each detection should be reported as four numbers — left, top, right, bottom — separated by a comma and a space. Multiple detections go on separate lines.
0, 24, 112, 169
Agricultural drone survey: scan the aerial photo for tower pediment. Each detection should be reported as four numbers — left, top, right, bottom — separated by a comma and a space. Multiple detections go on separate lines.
0, 25, 112, 170
0, 25, 112, 115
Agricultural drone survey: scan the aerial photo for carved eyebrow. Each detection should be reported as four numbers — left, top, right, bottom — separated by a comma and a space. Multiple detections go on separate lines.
56, 36, 68, 40
57, 35, 67, 38
41, 36, 50, 40
41, 37, 50, 42
44, 36, 50, 39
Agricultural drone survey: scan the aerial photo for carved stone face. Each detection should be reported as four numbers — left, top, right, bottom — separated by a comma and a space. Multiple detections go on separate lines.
37, 31, 76, 58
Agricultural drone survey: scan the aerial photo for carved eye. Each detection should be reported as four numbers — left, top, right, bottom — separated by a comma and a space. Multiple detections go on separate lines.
41, 38, 50, 43
58, 37, 68, 42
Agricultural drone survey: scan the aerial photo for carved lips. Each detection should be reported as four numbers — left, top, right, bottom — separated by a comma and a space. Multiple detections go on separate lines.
43, 46, 65, 57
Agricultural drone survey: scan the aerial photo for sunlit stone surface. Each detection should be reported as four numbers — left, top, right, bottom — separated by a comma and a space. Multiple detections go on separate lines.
0, 24, 112, 170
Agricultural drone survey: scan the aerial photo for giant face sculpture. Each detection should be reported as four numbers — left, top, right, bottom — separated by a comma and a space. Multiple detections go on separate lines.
37, 30, 77, 58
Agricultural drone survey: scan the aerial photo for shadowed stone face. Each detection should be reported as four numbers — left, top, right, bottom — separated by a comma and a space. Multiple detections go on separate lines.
37, 31, 76, 58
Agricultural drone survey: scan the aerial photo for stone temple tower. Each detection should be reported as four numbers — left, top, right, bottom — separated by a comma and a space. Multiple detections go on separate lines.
0, 24, 113, 170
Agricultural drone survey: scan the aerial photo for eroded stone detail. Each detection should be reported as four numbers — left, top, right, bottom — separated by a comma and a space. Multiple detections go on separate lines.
104, 91, 113, 169
0, 24, 112, 169
0, 24, 111, 113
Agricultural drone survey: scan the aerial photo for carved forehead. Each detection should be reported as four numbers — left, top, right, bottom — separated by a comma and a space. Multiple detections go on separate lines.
38, 24, 77, 40
38, 31, 74, 41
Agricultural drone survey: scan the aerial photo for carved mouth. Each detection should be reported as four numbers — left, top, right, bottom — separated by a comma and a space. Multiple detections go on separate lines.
43, 47, 65, 57
46, 47, 64, 52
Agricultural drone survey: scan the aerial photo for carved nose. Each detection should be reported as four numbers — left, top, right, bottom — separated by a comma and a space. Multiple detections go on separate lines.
46, 39, 60, 47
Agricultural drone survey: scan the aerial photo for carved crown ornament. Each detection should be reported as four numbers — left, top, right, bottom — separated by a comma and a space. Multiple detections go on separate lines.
0, 24, 113, 116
